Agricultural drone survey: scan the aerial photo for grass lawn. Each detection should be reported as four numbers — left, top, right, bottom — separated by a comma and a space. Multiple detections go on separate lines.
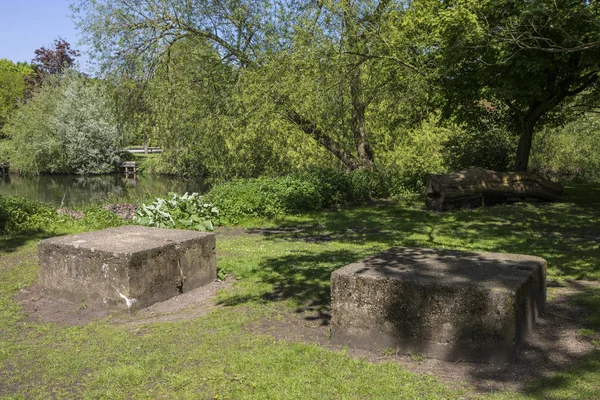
1, 185, 599, 399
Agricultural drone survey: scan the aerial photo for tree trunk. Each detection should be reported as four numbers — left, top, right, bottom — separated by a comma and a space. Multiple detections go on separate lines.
349, 68, 375, 169
344, 0, 375, 170
425, 167, 564, 211
514, 118, 535, 172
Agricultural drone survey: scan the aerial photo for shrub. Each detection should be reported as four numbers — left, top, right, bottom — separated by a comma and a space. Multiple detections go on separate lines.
206, 176, 322, 223
0, 196, 55, 234
376, 113, 453, 194
443, 128, 515, 173
531, 115, 600, 182
289, 169, 352, 208
2, 70, 123, 175
206, 168, 398, 223
134, 192, 219, 231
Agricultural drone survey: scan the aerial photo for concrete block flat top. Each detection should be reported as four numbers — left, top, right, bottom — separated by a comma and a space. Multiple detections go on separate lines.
336, 247, 545, 291
42, 225, 213, 255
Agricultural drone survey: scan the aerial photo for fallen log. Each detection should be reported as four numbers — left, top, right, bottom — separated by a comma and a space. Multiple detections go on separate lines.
425, 168, 564, 211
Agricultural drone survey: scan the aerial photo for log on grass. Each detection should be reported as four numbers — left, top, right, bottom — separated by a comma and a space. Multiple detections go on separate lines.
425, 168, 564, 211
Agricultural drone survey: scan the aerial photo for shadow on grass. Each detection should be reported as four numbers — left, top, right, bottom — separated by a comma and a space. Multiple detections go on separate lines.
216, 185, 600, 394
0, 230, 53, 254
521, 351, 600, 399
247, 190, 600, 280
217, 248, 364, 325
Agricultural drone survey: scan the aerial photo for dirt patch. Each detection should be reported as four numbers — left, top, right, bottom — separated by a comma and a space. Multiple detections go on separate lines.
113, 278, 234, 326
14, 279, 234, 327
247, 281, 600, 395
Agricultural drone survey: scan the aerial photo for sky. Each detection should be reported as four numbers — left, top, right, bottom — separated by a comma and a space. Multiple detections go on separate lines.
0, 0, 90, 71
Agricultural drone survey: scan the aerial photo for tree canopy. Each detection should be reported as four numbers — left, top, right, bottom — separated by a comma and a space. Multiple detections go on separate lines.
2, 0, 597, 180
2, 70, 123, 174
417, 0, 600, 170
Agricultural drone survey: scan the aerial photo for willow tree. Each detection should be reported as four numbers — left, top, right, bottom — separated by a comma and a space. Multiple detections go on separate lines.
73, 0, 427, 173
417, 0, 600, 171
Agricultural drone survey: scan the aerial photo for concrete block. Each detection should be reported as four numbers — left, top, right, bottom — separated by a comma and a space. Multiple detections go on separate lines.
331, 247, 546, 362
38, 226, 216, 311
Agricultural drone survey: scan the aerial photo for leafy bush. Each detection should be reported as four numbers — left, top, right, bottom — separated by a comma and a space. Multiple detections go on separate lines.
134, 192, 219, 231
443, 127, 515, 172
78, 206, 126, 231
531, 115, 600, 182
206, 176, 322, 223
376, 114, 453, 194
288, 169, 352, 208
0, 196, 56, 234
206, 168, 397, 223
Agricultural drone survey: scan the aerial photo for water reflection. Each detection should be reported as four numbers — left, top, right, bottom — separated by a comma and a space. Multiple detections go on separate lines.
0, 174, 207, 207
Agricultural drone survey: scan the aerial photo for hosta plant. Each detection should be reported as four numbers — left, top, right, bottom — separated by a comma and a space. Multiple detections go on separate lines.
134, 192, 219, 231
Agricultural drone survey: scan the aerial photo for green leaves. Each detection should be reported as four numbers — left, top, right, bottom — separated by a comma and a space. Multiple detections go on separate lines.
0, 59, 32, 135
2, 70, 123, 175
134, 192, 219, 232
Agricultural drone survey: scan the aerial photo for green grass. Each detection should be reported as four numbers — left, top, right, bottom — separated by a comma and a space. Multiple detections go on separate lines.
1, 184, 600, 399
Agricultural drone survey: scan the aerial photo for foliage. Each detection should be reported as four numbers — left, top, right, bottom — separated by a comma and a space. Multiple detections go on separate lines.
72, 0, 600, 181
0, 196, 55, 234
0, 195, 126, 236
0, 59, 33, 135
2, 69, 123, 174
206, 168, 404, 224
376, 114, 455, 192
74, 0, 433, 174
206, 176, 323, 224
32, 38, 80, 76
134, 192, 219, 231
444, 127, 516, 172
530, 113, 600, 182
416, 0, 600, 171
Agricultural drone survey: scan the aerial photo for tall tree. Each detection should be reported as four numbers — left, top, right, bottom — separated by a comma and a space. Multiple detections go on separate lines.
418, 0, 600, 171
3, 70, 123, 174
32, 38, 80, 75
73, 0, 422, 171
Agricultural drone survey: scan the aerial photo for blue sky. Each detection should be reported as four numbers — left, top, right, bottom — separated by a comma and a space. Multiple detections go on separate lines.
0, 0, 89, 70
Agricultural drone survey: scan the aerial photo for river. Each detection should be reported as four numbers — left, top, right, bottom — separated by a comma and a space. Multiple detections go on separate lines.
0, 174, 207, 207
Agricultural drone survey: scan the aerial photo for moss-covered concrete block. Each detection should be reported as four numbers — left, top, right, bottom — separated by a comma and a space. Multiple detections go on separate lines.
331, 247, 546, 362
38, 226, 216, 311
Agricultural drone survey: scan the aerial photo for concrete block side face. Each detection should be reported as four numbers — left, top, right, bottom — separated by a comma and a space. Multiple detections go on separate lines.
514, 259, 547, 345
38, 241, 131, 310
178, 234, 217, 290
331, 265, 537, 362
38, 230, 217, 312
126, 234, 217, 310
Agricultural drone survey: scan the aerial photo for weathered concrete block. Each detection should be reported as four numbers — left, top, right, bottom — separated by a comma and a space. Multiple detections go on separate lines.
331, 247, 546, 362
38, 226, 216, 311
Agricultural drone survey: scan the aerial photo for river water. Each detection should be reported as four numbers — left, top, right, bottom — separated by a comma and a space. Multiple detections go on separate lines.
0, 174, 207, 207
